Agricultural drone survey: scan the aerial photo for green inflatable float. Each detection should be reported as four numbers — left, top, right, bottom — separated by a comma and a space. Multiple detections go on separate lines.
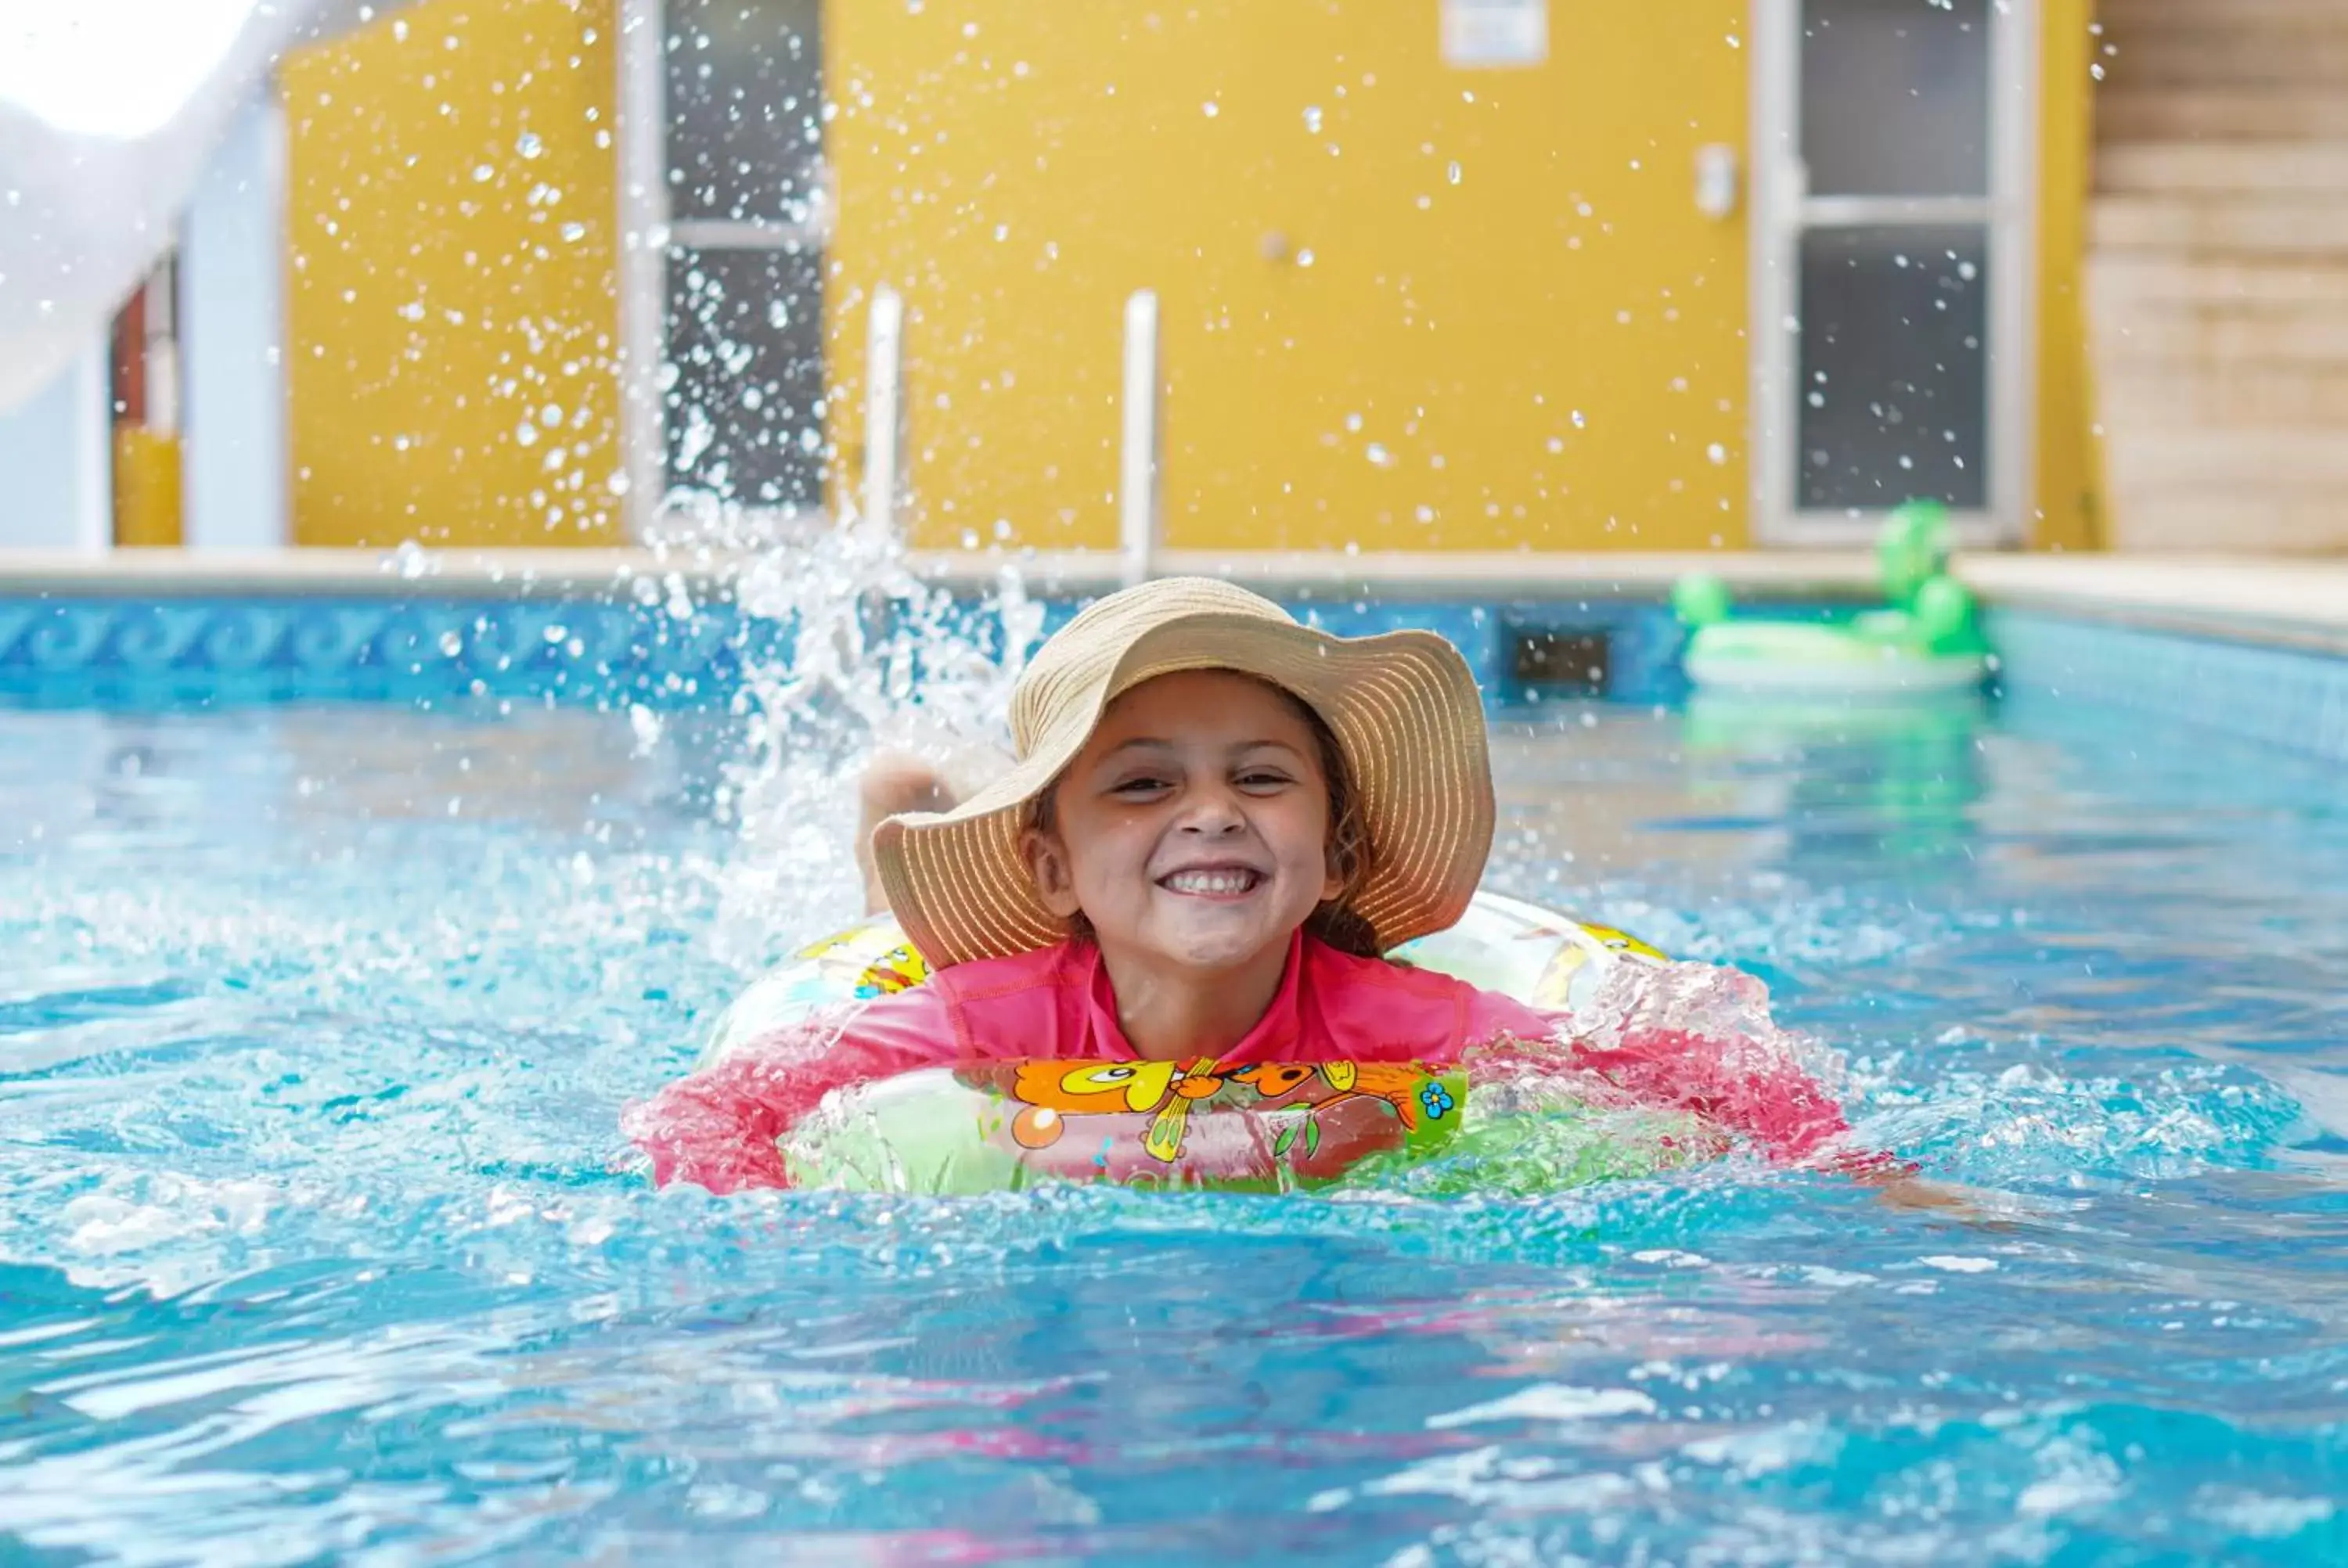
1673, 502, 1993, 696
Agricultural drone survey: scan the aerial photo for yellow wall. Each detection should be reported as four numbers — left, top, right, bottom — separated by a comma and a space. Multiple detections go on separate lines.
269, 0, 2097, 554
281, 0, 622, 548
825, 2, 1751, 554
2032, 0, 2105, 550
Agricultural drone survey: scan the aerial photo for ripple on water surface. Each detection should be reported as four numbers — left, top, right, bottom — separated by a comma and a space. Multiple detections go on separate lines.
4, 695, 2347, 1563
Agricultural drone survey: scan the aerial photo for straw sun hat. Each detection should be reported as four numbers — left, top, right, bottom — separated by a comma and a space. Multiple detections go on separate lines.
869, 577, 1496, 969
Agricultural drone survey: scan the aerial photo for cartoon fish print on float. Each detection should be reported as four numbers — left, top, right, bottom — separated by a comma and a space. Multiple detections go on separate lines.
850, 943, 927, 999
1009, 1059, 1227, 1161
1227, 1063, 1435, 1130
792, 921, 931, 1000
1529, 920, 1669, 1012
1006, 1059, 1445, 1164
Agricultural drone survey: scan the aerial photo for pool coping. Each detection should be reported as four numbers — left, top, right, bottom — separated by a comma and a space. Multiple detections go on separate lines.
1, 548, 2343, 653
1956, 556, 2348, 658
0, 547, 1889, 600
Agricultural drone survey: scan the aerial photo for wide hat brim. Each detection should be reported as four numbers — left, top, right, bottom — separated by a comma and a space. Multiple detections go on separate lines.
870, 611, 1495, 969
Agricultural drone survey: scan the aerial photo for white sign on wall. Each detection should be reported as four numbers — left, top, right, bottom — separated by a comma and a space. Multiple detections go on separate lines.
1442, 0, 1548, 69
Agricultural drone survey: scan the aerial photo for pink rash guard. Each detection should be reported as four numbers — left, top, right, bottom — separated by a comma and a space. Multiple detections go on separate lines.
624, 930, 1889, 1193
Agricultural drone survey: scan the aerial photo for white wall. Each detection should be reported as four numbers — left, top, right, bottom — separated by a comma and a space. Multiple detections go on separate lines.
0, 340, 111, 552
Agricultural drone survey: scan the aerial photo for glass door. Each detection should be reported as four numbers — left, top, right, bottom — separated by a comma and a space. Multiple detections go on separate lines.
619, 0, 828, 537
1752, 0, 2035, 545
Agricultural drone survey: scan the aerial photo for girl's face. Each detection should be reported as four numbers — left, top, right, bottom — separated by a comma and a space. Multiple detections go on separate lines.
1024, 670, 1343, 976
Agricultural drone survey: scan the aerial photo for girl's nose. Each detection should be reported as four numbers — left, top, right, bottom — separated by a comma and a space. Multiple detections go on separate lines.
1176, 785, 1245, 834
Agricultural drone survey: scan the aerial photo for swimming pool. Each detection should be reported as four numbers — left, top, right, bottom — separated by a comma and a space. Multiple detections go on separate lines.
5, 601, 2346, 1563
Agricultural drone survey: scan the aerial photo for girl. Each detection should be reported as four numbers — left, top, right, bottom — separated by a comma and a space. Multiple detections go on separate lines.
627, 577, 1921, 1198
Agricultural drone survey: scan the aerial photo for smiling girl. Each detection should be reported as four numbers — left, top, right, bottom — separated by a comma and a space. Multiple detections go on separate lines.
627, 577, 1918, 1198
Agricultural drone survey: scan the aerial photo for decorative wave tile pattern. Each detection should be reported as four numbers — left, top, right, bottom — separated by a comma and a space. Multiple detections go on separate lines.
11, 594, 2343, 756
0, 598, 770, 708
0, 592, 1698, 710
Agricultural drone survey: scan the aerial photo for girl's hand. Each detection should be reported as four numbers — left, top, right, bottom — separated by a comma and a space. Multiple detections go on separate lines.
1862, 1173, 2038, 1228
1867, 1174, 1978, 1214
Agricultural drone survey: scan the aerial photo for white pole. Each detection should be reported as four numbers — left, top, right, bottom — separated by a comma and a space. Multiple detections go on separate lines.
862, 284, 905, 536
144, 263, 180, 438
1118, 288, 1160, 585
615, 0, 670, 541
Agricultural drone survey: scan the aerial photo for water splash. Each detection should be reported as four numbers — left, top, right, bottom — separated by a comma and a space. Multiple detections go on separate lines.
682, 520, 1043, 965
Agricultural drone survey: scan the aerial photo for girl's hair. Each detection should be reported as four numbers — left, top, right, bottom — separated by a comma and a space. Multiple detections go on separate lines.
1025, 679, 1381, 957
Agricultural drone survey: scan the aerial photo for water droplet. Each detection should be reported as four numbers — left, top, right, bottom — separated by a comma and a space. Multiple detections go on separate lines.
1706, 442, 1728, 466
1302, 106, 1323, 132
1365, 443, 1394, 468
472, 164, 495, 183
1446, 160, 1462, 185
516, 131, 544, 160
1202, 100, 1219, 117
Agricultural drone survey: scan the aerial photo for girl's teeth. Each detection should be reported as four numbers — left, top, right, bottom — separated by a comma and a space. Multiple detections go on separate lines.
1165, 870, 1256, 895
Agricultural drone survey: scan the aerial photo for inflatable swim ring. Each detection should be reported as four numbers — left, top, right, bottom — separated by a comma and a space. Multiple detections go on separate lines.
784, 1059, 1471, 1195
707, 890, 1694, 1196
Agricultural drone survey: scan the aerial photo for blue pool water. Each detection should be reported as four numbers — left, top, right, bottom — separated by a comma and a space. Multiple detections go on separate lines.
5, 671, 2347, 1563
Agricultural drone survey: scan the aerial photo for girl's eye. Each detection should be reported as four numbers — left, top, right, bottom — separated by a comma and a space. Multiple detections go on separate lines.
1237, 770, 1293, 790
1110, 776, 1171, 798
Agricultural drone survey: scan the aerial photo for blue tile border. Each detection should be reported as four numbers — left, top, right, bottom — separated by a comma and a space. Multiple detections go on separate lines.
0, 597, 772, 709
14, 591, 2341, 754
0, 591, 1701, 710
1986, 606, 2348, 766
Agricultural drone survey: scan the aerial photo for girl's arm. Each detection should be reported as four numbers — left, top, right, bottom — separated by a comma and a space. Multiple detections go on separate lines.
1564, 1027, 1909, 1176
623, 990, 956, 1193
1464, 963, 1912, 1178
